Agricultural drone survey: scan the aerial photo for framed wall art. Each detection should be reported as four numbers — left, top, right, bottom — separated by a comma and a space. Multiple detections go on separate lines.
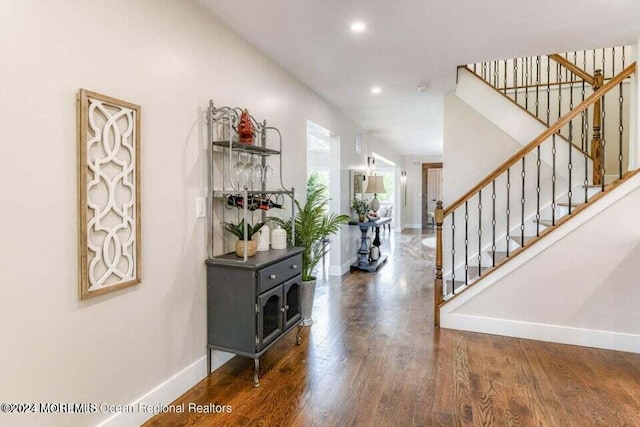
77, 89, 141, 299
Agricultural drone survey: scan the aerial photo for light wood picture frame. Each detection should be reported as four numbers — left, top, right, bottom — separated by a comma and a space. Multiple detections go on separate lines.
77, 89, 141, 299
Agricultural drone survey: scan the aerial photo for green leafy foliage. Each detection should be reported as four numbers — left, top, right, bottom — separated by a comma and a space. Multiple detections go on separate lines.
222, 219, 265, 241
351, 198, 370, 215
269, 179, 350, 281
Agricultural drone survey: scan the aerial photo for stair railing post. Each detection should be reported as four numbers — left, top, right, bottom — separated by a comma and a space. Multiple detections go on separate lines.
434, 201, 444, 327
591, 69, 604, 185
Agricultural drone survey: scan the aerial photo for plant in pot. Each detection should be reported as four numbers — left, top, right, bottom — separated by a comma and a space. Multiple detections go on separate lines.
269, 181, 350, 325
352, 199, 370, 222
222, 219, 265, 257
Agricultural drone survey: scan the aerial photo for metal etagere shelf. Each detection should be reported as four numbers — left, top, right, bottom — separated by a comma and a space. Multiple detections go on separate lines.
207, 100, 295, 262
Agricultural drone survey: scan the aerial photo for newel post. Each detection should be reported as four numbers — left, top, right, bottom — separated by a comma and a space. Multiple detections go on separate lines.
434, 201, 444, 327
591, 69, 604, 185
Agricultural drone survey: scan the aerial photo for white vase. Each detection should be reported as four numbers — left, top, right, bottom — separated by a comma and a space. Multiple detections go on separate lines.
370, 245, 380, 261
271, 225, 287, 249
256, 225, 270, 251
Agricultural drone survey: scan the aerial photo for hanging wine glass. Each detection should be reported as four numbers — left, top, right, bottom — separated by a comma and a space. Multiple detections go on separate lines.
233, 152, 245, 189
242, 153, 253, 189
263, 156, 274, 185
253, 154, 264, 187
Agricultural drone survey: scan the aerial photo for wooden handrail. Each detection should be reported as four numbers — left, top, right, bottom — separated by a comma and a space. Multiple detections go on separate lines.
443, 62, 636, 217
548, 54, 595, 86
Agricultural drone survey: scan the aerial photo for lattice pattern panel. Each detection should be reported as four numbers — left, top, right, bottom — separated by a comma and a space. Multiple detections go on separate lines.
78, 89, 141, 299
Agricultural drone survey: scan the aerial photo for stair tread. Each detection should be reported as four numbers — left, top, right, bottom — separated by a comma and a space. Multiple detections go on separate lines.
445, 280, 466, 294
488, 251, 508, 263
583, 184, 604, 189
467, 266, 488, 280
535, 219, 555, 227
512, 235, 535, 246
557, 201, 583, 207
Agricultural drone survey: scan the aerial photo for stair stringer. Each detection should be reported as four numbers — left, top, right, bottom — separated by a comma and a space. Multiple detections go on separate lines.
456, 67, 592, 181
440, 171, 640, 353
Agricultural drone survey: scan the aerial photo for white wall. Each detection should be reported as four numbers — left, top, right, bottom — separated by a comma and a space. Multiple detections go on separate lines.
442, 172, 640, 353
443, 94, 523, 205
0, 1, 366, 425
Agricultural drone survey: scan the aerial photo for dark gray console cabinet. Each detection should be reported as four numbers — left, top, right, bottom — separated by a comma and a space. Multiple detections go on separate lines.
206, 247, 304, 387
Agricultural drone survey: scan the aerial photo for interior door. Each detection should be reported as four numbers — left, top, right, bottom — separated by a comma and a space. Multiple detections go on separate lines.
426, 168, 443, 215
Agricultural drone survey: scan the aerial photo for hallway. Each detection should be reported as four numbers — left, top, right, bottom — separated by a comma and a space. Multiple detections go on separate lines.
148, 230, 640, 426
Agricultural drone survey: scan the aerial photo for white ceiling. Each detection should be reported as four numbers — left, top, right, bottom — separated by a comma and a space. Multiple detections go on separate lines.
198, 0, 640, 156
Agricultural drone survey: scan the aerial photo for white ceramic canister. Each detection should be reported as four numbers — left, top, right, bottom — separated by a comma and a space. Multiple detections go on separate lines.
257, 225, 270, 251
271, 225, 287, 249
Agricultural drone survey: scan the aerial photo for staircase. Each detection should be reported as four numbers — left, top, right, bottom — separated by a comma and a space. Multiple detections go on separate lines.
434, 47, 637, 329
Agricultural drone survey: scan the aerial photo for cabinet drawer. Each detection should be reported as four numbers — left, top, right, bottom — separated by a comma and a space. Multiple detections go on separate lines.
258, 254, 302, 293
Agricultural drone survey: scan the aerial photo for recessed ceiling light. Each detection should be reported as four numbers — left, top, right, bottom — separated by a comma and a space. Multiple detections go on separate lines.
371, 87, 382, 94
350, 22, 366, 33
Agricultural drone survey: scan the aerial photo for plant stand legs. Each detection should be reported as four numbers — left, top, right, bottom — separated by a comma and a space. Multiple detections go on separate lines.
254, 358, 260, 388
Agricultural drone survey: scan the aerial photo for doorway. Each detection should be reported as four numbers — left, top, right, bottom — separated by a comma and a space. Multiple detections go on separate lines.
422, 163, 443, 229
306, 121, 340, 277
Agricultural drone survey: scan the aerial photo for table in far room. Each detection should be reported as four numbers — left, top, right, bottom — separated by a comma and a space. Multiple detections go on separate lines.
348, 217, 391, 272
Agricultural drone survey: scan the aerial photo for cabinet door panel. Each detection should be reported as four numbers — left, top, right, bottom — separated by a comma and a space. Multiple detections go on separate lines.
283, 276, 302, 330
257, 284, 283, 349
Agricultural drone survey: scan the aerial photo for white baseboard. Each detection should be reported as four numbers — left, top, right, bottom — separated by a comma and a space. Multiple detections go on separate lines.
98, 351, 234, 426
405, 224, 422, 229
330, 256, 357, 276
442, 313, 640, 354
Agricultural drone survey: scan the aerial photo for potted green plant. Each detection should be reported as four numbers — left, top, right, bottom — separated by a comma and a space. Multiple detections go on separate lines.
269, 179, 350, 325
222, 219, 265, 257
352, 199, 370, 222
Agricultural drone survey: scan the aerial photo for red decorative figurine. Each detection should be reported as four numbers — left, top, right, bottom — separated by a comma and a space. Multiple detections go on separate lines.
238, 109, 254, 144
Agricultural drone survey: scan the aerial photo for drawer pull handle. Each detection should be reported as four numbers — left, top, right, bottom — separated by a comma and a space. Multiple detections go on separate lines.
280, 307, 286, 312
291, 264, 298, 269
269, 274, 277, 280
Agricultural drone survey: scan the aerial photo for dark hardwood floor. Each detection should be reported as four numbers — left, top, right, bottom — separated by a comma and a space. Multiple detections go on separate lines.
147, 229, 640, 426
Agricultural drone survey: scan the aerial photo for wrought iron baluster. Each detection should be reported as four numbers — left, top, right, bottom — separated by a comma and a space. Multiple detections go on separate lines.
535, 56, 540, 118
557, 61, 563, 121
492, 180, 496, 267
568, 71, 574, 214
525, 57, 529, 110
552, 134, 557, 225
546, 55, 551, 125
478, 190, 482, 277
464, 201, 469, 286
451, 211, 455, 293
612, 46, 616, 77
536, 145, 541, 237
506, 168, 511, 257
521, 158, 526, 247
601, 91, 606, 191
619, 82, 624, 180
514, 58, 519, 103
619, 47, 625, 179
583, 50, 589, 203
503, 60, 508, 94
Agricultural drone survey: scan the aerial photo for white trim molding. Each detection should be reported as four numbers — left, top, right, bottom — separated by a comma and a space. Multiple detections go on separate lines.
98, 352, 233, 426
